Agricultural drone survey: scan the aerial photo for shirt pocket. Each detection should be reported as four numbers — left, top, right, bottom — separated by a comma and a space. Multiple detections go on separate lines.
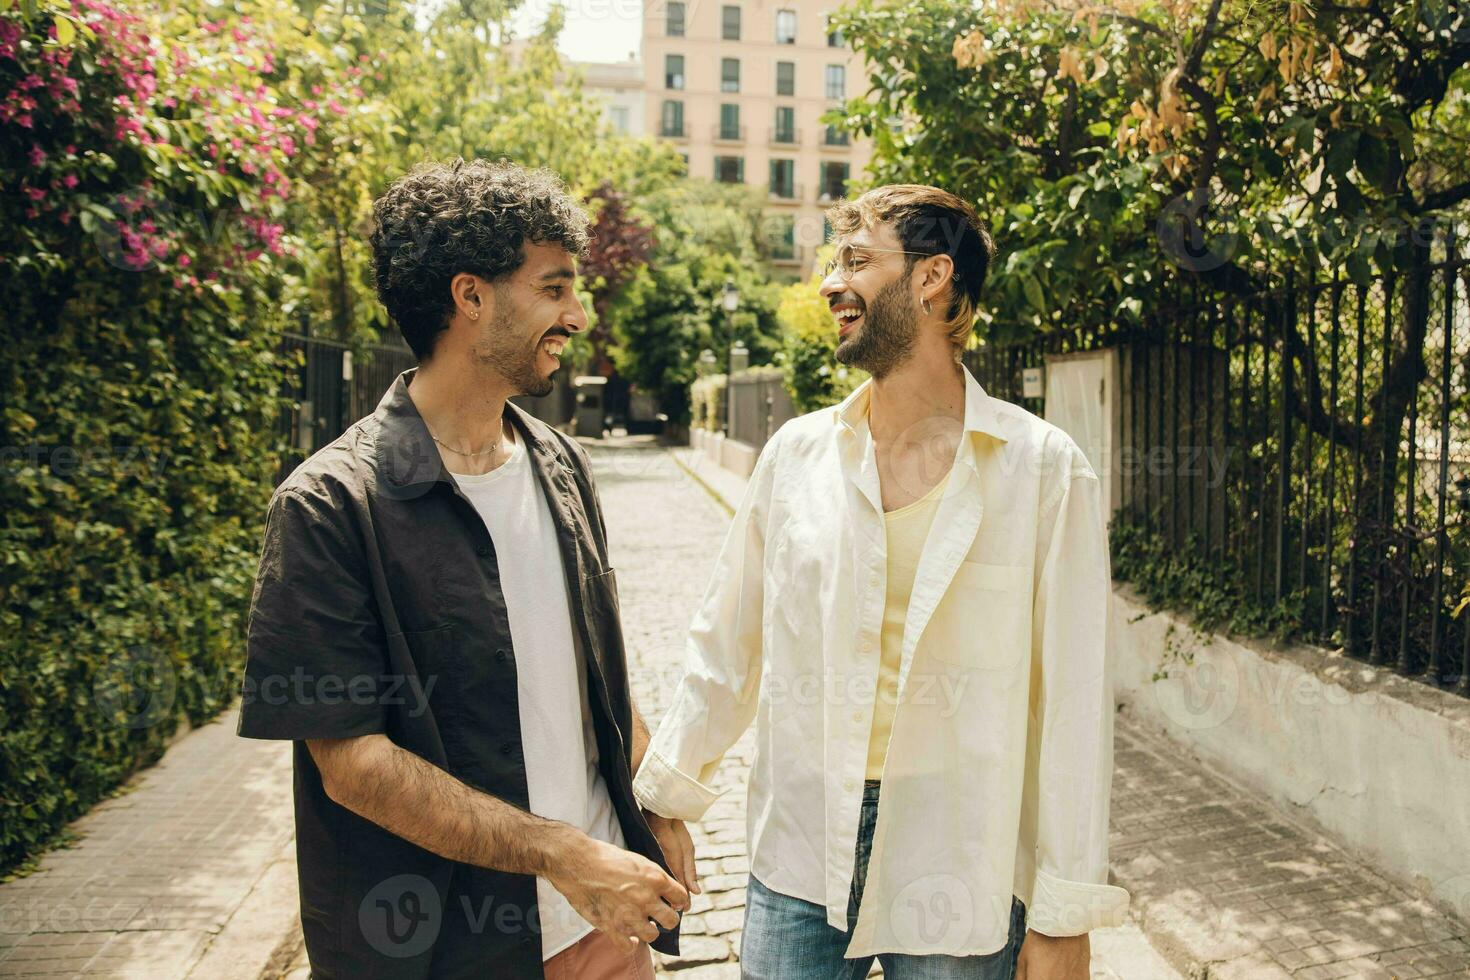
925, 561, 1032, 670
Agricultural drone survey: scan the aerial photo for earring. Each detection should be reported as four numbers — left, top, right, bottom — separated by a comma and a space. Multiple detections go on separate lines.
469, 311, 479, 320
922, 297, 933, 316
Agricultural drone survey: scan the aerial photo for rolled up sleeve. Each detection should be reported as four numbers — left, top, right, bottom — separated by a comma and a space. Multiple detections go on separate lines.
238, 486, 389, 741
1023, 451, 1131, 936
632, 435, 777, 822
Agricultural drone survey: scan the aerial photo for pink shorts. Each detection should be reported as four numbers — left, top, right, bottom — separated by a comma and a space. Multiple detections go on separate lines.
543, 930, 656, 980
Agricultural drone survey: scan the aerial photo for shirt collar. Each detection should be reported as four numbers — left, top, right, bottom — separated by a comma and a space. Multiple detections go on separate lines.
832, 363, 1010, 444
370, 367, 564, 496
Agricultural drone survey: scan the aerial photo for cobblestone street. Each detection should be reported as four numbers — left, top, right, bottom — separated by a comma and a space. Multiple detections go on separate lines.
589, 443, 755, 978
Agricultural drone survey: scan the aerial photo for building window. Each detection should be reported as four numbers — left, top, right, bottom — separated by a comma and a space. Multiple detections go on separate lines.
722, 5, 741, 41
666, 1, 685, 37
661, 99, 684, 137
769, 158, 795, 198
823, 124, 849, 146
826, 16, 844, 47
665, 54, 685, 90
776, 61, 795, 96
773, 106, 796, 143
819, 161, 849, 201
715, 156, 744, 183
769, 214, 796, 260
825, 64, 845, 99
721, 58, 740, 93
719, 103, 741, 140
823, 216, 834, 245
608, 106, 630, 135
775, 8, 796, 44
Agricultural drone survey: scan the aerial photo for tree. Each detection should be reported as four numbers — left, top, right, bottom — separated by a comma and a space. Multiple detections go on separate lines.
605, 180, 784, 428
581, 181, 655, 374
831, 0, 1470, 662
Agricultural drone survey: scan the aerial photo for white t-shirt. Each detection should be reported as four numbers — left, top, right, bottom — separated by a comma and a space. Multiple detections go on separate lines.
450, 432, 625, 960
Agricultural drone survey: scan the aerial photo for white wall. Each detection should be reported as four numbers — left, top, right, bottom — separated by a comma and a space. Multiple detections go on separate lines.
1110, 584, 1470, 924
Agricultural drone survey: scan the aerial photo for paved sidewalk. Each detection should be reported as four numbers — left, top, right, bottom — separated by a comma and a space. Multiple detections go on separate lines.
0, 711, 295, 979
671, 443, 1470, 979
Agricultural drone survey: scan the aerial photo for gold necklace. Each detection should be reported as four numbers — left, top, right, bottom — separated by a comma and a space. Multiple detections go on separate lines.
426, 424, 503, 458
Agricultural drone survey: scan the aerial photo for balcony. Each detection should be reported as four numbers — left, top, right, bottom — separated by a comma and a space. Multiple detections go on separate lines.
768, 126, 802, 147
767, 182, 803, 204
712, 125, 747, 144
820, 129, 851, 151
660, 124, 688, 141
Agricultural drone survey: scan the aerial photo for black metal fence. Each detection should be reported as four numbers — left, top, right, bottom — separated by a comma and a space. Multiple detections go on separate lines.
276, 331, 416, 484
967, 240, 1470, 697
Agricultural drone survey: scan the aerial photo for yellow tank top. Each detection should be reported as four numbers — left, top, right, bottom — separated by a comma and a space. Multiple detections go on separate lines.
865, 471, 948, 780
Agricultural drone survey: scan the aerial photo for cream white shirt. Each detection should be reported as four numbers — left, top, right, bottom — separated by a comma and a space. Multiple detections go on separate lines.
633, 367, 1130, 958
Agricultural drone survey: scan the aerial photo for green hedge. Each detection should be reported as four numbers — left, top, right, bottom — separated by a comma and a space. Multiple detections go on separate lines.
0, 2, 298, 873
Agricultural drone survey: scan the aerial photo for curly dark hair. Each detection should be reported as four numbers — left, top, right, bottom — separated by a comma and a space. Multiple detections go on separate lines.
369, 158, 591, 360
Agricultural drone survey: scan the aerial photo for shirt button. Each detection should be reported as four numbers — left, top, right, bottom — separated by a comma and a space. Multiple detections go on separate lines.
500, 742, 516, 756
843, 779, 855, 791
476, 544, 490, 557
495, 649, 509, 663
851, 710, 862, 723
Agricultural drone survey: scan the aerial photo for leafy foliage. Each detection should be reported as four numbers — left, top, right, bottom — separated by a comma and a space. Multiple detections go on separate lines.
0, 0, 332, 871
606, 181, 784, 426
831, 0, 1470, 341
1110, 516, 1308, 643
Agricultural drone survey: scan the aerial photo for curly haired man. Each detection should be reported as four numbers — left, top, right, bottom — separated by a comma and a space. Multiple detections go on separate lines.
239, 159, 694, 979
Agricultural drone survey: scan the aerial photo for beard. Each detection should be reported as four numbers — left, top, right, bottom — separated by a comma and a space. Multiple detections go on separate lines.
472, 306, 557, 397
833, 274, 918, 378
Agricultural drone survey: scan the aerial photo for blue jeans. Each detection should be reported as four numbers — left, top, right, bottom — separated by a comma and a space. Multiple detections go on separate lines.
740, 781, 1026, 979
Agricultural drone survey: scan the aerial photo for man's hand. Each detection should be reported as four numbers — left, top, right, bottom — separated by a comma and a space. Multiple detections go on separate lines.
644, 810, 700, 896
1016, 929, 1090, 979
545, 832, 689, 953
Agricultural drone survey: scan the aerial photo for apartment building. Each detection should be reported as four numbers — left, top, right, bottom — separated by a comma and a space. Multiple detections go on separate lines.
577, 56, 645, 137
643, 0, 872, 276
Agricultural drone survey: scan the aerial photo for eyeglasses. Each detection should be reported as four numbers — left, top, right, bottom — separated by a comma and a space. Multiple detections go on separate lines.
821, 243, 960, 283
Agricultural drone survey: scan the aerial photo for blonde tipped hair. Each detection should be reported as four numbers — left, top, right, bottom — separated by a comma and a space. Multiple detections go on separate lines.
825, 185, 996, 352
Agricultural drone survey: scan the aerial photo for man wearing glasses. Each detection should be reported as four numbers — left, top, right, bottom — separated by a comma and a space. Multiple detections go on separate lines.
633, 184, 1129, 979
